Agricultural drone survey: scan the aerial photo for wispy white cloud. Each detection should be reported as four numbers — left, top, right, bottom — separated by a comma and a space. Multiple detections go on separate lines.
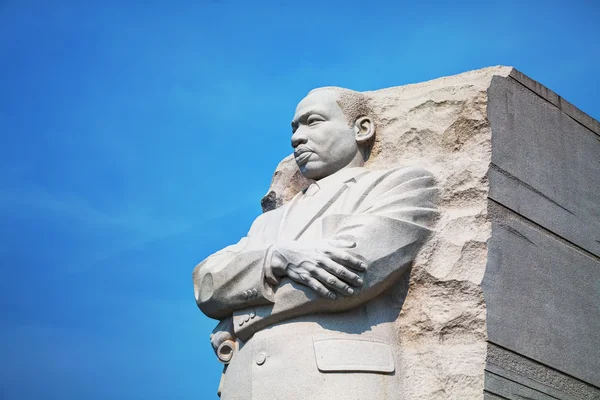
0, 183, 263, 268
0, 185, 191, 267
0, 185, 181, 233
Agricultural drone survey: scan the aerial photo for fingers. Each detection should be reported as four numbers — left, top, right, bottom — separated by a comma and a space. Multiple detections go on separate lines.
324, 248, 367, 271
317, 257, 363, 287
288, 270, 337, 299
312, 267, 356, 296
210, 331, 234, 352
307, 277, 337, 300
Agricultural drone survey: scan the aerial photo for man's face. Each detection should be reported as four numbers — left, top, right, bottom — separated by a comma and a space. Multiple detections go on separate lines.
291, 90, 359, 180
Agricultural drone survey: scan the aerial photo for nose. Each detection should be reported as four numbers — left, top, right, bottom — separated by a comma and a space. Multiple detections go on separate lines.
291, 129, 308, 148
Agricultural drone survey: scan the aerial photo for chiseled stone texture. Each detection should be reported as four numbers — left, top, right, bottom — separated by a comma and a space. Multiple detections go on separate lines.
261, 154, 314, 213
261, 66, 515, 399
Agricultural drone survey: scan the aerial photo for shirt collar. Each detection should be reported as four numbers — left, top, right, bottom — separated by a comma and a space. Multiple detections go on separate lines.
303, 167, 367, 196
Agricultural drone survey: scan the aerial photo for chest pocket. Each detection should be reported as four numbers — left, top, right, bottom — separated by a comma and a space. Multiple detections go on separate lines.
312, 336, 395, 373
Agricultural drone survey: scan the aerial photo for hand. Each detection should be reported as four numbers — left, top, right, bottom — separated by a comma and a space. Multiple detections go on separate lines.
210, 317, 235, 355
268, 240, 366, 299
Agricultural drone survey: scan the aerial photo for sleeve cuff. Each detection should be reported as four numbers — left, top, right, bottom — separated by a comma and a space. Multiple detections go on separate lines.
263, 245, 281, 286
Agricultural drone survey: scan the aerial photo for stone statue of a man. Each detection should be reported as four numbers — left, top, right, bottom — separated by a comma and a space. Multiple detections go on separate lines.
193, 87, 438, 399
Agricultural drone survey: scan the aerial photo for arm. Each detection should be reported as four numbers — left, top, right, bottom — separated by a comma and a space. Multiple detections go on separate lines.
192, 212, 277, 320
209, 317, 235, 356
316, 167, 439, 304
234, 167, 439, 337
192, 199, 363, 319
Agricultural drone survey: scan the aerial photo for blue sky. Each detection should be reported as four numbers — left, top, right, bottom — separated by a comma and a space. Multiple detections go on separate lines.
0, 1, 598, 399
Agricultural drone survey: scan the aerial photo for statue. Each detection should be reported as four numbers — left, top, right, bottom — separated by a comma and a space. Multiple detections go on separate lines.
193, 86, 439, 399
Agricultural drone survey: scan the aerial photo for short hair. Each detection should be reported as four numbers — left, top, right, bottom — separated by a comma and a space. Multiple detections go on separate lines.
308, 87, 372, 127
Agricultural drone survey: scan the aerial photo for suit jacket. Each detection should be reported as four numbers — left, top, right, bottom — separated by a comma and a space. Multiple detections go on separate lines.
193, 166, 438, 400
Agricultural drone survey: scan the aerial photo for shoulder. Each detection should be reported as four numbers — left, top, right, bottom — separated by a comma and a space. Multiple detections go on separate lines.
248, 202, 286, 235
358, 166, 436, 191
351, 166, 439, 213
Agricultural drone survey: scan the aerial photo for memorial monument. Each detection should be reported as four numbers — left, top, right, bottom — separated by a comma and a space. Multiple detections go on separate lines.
193, 67, 600, 400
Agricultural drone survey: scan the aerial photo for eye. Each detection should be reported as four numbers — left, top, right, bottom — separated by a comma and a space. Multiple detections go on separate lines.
307, 115, 324, 126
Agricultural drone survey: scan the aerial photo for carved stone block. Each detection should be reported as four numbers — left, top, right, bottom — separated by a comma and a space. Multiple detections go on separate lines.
257, 67, 600, 399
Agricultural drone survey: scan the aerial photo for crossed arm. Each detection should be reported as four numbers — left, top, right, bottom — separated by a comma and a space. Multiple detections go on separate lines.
193, 167, 438, 347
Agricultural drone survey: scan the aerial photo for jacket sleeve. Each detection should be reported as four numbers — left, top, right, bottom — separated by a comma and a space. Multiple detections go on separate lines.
233, 167, 439, 338
192, 212, 277, 320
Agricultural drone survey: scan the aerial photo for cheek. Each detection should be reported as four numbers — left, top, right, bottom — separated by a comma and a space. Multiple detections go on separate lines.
316, 124, 354, 153
329, 130, 356, 156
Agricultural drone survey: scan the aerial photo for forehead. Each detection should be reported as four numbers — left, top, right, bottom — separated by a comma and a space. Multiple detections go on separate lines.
294, 90, 344, 120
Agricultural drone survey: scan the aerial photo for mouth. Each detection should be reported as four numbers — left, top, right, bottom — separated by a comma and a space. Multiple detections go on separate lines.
295, 151, 313, 166
294, 146, 314, 166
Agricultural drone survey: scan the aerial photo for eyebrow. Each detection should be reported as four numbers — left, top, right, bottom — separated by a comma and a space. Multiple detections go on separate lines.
291, 110, 326, 130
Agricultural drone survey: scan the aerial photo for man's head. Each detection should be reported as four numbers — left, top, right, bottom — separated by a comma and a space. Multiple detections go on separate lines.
291, 87, 375, 180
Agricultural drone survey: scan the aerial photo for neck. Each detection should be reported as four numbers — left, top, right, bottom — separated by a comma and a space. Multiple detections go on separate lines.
345, 150, 365, 169
316, 151, 364, 181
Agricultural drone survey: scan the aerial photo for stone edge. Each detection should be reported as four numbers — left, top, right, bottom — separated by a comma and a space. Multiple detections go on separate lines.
508, 68, 600, 136
486, 343, 600, 399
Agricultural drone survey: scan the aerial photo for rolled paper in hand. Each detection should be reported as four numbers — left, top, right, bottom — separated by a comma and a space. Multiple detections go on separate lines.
217, 340, 236, 364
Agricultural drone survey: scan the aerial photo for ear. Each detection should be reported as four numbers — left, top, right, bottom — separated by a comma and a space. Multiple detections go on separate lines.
354, 116, 375, 144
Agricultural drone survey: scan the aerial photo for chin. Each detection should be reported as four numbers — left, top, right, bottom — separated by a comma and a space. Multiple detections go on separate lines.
298, 163, 326, 180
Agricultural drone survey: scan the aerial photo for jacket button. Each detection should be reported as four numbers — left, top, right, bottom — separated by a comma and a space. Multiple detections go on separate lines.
255, 352, 266, 365
244, 314, 250, 322
251, 288, 258, 297
238, 319, 244, 327
250, 310, 256, 319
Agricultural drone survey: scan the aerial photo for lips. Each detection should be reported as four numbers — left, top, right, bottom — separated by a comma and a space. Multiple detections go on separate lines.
295, 151, 313, 166
294, 147, 314, 166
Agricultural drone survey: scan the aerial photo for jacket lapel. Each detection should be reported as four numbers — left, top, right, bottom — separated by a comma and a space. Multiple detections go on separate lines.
278, 168, 369, 241
283, 181, 349, 241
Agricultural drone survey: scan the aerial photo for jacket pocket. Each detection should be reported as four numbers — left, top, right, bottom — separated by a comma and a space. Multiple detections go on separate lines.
312, 336, 395, 373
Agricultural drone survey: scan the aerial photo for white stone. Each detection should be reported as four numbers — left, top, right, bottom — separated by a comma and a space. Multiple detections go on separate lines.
258, 66, 516, 399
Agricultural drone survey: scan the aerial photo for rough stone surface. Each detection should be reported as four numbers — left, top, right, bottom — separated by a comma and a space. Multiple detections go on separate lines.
261, 154, 313, 212
262, 66, 515, 399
